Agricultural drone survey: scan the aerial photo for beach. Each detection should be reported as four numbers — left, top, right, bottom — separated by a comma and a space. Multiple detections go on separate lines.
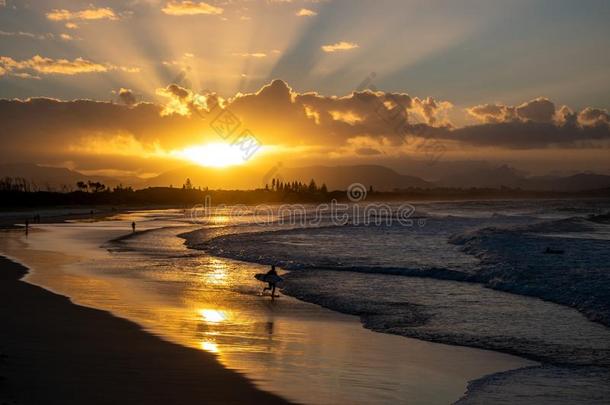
0, 255, 288, 404
0, 209, 537, 404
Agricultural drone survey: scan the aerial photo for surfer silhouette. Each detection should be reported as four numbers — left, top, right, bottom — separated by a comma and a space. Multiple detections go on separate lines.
254, 265, 283, 298
262, 265, 279, 297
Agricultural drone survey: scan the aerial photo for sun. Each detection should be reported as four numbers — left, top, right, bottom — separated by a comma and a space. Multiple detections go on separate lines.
173, 143, 247, 168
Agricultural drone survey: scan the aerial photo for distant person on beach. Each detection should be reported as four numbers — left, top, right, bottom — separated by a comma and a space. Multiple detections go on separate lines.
131, 222, 136, 232
25, 219, 29, 234
263, 265, 279, 297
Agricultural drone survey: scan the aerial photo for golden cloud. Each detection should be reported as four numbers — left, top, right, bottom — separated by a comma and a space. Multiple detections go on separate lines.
232, 52, 267, 58
162, 1, 223, 16
329, 110, 363, 125
321, 41, 359, 53
1, 81, 608, 179
46, 7, 118, 21
0, 55, 139, 76
296, 8, 317, 17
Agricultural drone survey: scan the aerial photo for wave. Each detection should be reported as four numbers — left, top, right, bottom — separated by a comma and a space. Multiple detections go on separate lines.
449, 215, 610, 327
184, 212, 610, 327
456, 365, 610, 405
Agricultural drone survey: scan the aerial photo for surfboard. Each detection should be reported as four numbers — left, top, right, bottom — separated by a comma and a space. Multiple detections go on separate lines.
255, 273, 283, 283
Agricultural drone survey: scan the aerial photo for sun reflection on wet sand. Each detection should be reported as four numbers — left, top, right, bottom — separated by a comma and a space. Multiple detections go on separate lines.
201, 340, 220, 353
199, 309, 227, 324
204, 257, 228, 285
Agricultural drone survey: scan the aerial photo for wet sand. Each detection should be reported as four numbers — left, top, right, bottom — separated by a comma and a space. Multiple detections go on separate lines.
0, 256, 288, 405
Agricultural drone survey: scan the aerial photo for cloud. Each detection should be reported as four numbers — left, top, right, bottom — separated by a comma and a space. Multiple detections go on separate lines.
411, 97, 453, 125
321, 41, 359, 53
428, 99, 610, 149
329, 110, 363, 125
161, 1, 223, 15
0, 30, 54, 40
355, 147, 382, 156
11, 72, 41, 80
578, 107, 610, 126
0, 82, 608, 176
155, 83, 215, 116
0, 55, 139, 77
296, 8, 317, 16
46, 7, 118, 21
443, 120, 610, 149
0, 30, 35, 38
467, 97, 556, 124
232, 52, 267, 58
65, 23, 79, 29
515, 97, 556, 123
118, 88, 137, 107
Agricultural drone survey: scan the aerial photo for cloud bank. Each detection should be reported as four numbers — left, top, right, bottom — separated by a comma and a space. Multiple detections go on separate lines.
0, 80, 608, 174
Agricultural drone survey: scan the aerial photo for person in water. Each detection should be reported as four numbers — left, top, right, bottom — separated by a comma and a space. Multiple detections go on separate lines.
263, 265, 278, 297
131, 221, 136, 232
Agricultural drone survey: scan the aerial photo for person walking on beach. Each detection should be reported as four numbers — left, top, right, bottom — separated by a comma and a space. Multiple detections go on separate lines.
25, 219, 29, 235
131, 221, 136, 233
263, 265, 279, 298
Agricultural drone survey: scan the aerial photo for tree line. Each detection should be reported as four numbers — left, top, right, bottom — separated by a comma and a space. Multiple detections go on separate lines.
1, 176, 608, 208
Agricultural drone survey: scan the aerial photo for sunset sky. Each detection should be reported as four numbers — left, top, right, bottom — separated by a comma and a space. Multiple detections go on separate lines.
1, 0, 609, 179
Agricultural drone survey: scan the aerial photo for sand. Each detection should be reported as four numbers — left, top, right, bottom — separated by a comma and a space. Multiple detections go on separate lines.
0, 256, 289, 405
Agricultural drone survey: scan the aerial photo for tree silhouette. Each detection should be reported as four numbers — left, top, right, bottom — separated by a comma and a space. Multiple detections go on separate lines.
76, 181, 88, 192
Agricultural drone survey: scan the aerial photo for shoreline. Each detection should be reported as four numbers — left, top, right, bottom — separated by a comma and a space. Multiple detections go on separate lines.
0, 255, 289, 405
200, 248, 610, 368
0, 218, 536, 404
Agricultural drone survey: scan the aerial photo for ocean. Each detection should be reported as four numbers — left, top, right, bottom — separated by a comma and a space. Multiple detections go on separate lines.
2, 198, 609, 404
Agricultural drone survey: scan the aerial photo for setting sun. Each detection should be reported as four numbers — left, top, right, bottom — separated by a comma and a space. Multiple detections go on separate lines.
173, 143, 247, 168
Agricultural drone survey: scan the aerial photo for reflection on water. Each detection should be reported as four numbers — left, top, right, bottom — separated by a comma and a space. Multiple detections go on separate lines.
204, 257, 229, 285
201, 340, 220, 354
0, 211, 534, 405
199, 309, 228, 324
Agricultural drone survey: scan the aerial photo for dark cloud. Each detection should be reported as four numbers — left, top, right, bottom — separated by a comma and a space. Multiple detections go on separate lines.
515, 97, 556, 123
578, 107, 610, 126
355, 147, 382, 156
459, 98, 610, 148
165, 83, 190, 99
0, 97, 204, 168
410, 118, 610, 149
118, 88, 137, 106
467, 97, 556, 124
